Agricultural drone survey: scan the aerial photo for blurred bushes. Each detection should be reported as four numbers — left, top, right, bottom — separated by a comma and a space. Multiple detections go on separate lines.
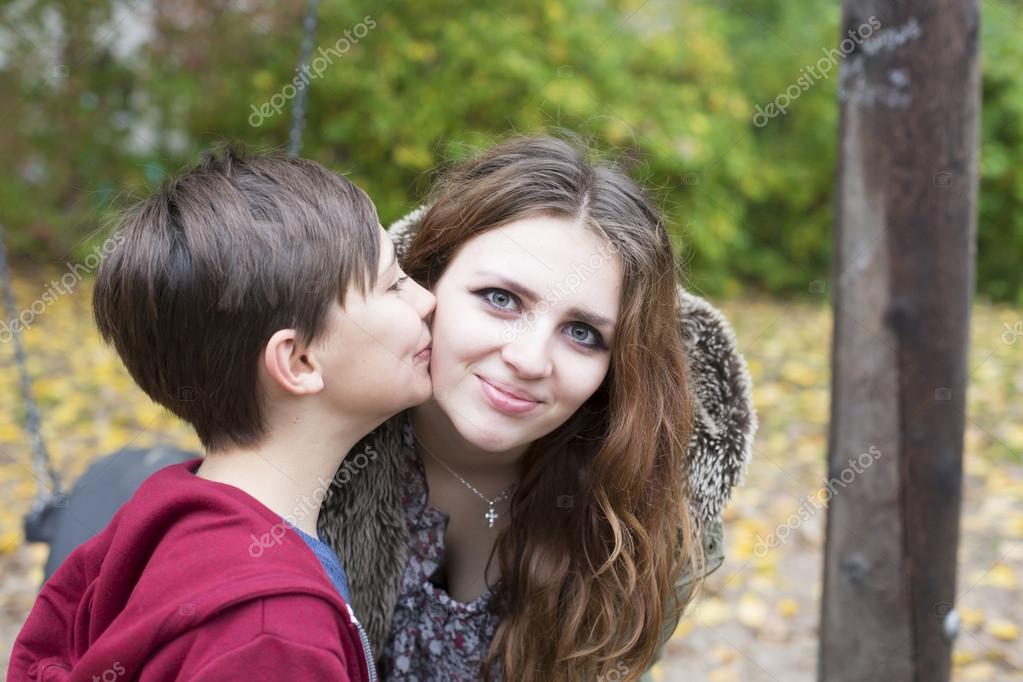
0, 0, 1019, 302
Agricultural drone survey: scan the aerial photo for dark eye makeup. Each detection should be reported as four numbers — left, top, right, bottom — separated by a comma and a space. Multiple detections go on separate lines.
474, 287, 607, 350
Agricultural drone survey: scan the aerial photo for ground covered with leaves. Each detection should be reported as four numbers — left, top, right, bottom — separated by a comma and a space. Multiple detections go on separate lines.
1, 272, 1020, 680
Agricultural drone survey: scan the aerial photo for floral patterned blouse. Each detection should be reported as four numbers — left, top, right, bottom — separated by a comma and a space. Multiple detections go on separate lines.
377, 418, 502, 681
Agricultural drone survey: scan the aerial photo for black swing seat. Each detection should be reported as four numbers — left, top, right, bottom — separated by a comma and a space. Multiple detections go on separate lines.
24, 445, 199, 582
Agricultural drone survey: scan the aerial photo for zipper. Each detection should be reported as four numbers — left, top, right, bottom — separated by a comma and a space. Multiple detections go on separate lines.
347, 603, 378, 682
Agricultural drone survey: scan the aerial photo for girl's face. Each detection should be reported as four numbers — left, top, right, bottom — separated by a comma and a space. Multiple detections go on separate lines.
426, 215, 623, 453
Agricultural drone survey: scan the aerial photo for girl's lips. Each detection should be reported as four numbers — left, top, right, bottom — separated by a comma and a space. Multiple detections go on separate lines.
477, 375, 540, 415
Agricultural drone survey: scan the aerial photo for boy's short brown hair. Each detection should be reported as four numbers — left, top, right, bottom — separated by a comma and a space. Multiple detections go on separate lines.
93, 146, 380, 452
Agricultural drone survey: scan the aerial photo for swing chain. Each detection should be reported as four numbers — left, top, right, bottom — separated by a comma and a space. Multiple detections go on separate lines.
287, 0, 320, 157
0, 223, 65, 508
3, 2, 320, 515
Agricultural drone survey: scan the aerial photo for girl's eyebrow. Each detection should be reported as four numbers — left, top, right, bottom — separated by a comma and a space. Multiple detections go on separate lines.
567, 306, 615, 333
472, 270, 616, 332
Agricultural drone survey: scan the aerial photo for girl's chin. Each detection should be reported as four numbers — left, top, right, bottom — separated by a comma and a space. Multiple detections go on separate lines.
427, 390, 532, 451
459, 423, 530, 453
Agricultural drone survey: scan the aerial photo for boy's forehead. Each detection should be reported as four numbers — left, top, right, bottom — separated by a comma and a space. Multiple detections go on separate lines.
376, 225, 396, 272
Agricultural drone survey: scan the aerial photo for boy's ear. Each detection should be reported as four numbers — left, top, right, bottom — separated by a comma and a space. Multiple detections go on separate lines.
263, 329, 324, 395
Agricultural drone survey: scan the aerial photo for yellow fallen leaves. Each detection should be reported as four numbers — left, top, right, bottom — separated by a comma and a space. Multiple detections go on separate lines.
0, 527, 21, 555
691, 597, 731, 628
985, 619, 1020, 642
777, 597, 799, 618
736, 593, 768, 629
971, 563, 1018, 590
729, 518, 769, 562
707, 668, 739, 682
708, 645, 738, 666
670, 619, 695, 641
1, 272, 201, 558
0, 422, 21, 442
960, 606, 987, 630
1002, 515, 1023, 540
959, 661, 999, 680
779, 361, 820, 388
953, 648, 977, 666
950, 609, 1022, 678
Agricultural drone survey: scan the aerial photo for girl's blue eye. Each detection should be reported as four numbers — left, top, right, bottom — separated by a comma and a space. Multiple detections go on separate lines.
480, 288, 519, 311
566, 323, 604, 349
477, 287, 607, 350
389, 276, 409, 292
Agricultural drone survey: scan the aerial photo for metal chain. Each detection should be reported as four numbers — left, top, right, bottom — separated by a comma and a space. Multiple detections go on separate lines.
0, 223, 64, 504
287, 0, 320, 157
1, 5, 320, 511
414, 433, 516, 527
424, 447, 516, 507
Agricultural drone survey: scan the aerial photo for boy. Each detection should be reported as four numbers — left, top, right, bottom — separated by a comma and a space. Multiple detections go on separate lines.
8, 147, 435, 680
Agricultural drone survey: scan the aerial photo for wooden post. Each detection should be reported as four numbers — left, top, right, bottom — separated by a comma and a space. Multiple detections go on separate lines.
819, 1, 980, 681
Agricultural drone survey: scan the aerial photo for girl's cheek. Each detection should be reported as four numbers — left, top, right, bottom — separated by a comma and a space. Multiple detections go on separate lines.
445, 309, 488, 348
567, 357, 609, 397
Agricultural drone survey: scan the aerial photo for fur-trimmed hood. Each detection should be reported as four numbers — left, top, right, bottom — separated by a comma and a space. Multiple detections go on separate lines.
319, 208, 758, 656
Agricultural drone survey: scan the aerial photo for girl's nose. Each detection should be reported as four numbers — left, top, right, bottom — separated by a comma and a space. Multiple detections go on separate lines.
500, 327, 553, 379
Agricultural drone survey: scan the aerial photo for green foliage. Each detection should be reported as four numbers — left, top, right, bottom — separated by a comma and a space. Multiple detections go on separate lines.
977, 0, 1023, 304
0, 0, 1019, 302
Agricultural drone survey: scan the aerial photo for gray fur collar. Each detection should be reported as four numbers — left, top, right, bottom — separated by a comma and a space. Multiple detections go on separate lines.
318, 207, 757, 655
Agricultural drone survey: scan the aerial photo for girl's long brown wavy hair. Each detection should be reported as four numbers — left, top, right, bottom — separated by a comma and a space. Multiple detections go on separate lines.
402, 134, 705, 681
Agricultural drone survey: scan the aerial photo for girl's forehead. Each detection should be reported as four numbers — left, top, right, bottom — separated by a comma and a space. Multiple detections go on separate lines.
458, 217, 616, 269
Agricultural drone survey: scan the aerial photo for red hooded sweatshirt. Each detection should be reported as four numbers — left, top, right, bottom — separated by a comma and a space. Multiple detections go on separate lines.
8, 459, 373, 681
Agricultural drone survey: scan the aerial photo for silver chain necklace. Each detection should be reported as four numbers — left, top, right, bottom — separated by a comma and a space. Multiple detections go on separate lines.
415, 436, 516, 529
